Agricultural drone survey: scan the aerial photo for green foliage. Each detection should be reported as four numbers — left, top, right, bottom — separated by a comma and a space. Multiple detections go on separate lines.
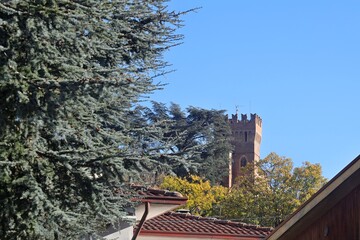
160, 175, 228, 216
135, 102, 233, 184
221, 152, 327, 227
0, 1, 191, 239
293, 161, 327, 203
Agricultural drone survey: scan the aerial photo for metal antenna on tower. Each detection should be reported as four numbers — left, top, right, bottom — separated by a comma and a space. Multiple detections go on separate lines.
235, 104, 244, 115
249, 101, 252, 115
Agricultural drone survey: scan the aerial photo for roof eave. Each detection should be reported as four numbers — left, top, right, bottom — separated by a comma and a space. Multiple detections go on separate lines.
132, 196, 188, 205
266, 154, 360, 239
141, 230, 268, 239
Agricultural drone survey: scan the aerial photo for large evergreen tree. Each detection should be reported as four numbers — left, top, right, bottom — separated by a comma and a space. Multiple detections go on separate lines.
0, 1, 191, 239
133, 102, 233, 184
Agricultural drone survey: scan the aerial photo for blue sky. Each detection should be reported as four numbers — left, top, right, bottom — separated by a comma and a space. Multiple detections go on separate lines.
150, 0, 360, 180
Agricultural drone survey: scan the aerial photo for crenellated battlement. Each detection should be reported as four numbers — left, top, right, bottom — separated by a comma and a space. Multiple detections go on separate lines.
228, 113, 262, 127
224, 112, 263, 188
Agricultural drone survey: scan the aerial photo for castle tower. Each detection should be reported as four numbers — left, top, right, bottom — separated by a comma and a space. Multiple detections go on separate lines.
228, 113, 262, 186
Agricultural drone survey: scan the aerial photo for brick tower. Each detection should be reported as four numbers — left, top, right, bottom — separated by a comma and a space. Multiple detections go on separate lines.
227, 113, 262, 187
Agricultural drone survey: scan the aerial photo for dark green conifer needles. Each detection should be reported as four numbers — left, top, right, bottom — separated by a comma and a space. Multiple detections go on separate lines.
0, 1, 187, 239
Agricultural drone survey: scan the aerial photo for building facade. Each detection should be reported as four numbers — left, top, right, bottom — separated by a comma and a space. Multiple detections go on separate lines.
227, 113, 262, 187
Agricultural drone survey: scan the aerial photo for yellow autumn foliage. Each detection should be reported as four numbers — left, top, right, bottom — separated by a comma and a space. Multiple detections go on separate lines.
160, 175, 228, 216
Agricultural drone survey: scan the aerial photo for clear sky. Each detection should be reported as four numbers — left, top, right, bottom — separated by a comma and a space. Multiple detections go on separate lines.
150, 0, 360, 180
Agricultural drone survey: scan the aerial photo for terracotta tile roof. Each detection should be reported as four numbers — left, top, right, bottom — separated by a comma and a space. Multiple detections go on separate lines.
131, 185, 187, 204
132, 185, 185, 198
140, 211, 273, 239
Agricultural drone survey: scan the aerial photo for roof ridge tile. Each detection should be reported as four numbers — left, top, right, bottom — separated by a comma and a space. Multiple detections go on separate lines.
130, 184, 185, 198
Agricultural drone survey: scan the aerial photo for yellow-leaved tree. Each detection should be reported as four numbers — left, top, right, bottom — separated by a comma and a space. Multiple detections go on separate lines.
221, 152, 327, 227
160, 175, 228, 216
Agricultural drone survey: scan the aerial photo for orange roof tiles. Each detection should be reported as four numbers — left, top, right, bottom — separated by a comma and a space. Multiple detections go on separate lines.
132, 185, 185, 198
140, 211, 273, 239
131, 185, 188, 204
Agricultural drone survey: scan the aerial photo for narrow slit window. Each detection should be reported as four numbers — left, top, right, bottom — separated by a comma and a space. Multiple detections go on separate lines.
241, 157, 247, 167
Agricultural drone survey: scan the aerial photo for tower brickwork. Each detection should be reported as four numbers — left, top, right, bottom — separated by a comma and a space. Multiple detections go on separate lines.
228, 113, 262, 186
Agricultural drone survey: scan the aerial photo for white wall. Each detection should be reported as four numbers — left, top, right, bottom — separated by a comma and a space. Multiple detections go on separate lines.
135, 203, 180, 221
104, 226, 133, 240
102, 203, 184, 240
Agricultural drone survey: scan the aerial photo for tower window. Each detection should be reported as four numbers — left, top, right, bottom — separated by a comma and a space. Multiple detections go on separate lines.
244, 131, 248, 142
241, 157, 247, 167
